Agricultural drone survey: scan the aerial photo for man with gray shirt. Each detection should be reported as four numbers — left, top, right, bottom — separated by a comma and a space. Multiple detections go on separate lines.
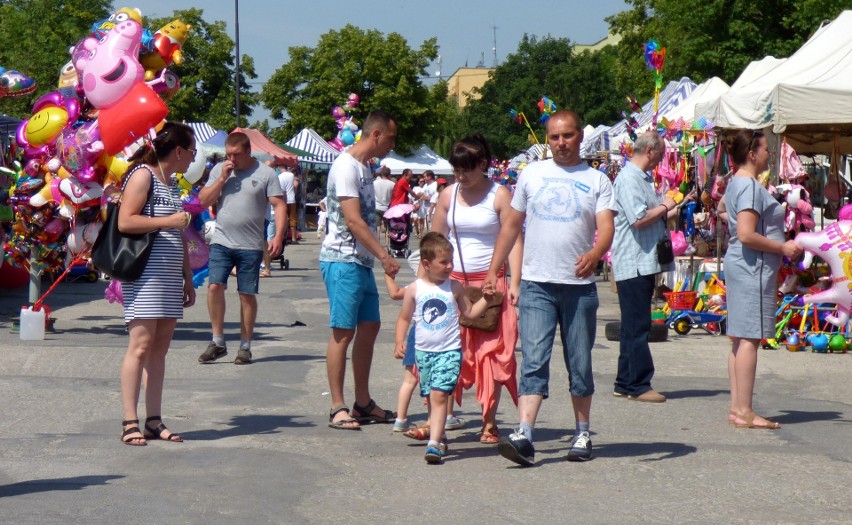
197, 132, 286, 365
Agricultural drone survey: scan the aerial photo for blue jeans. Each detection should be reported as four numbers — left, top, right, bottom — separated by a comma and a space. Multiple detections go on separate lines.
208, 244, 262, 295
614, 274, 656, 396
518, 280, 599, 398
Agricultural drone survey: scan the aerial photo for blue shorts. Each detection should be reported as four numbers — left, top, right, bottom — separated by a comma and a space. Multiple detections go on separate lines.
265, 220, 274, 241
320, 261, 380, 329
415, 349, 462, 397
403, 324, 416, 367
208, 244, 263, 295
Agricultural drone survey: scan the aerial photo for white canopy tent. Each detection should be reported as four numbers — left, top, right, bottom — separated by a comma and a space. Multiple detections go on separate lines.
508, 143, 550, 170
695, 10, 852, 153
380, 145, 453, 176
662, 76, 731, 124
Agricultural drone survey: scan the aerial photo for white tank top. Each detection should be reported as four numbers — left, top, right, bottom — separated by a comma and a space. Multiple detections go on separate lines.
448, 182, 501, 272
412, 278, 461, 353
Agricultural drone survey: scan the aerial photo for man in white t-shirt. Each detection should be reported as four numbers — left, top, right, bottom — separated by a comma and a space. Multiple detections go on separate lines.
261, 164, 297, 276
485, 110, 616, 465
373, 165, 394, 235
420, 169, 437, 228
320, 110, 401, 430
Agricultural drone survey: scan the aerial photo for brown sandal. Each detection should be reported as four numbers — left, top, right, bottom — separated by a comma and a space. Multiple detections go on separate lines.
121, 419, 147, 446
480, 425, 500, 444
404, 427, 430, 440
734, 411, 781, 429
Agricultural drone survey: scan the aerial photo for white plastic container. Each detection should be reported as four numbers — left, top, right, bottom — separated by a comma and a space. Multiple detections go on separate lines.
19, 306, 46, 341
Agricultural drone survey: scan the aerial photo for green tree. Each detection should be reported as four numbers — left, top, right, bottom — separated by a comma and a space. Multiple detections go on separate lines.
146, 8, 258, 130
261, 24, 438, 153
425, 80, 465, 158
460, 35, 623, 158
0, 0, 112, 118
606, 0, 851, 101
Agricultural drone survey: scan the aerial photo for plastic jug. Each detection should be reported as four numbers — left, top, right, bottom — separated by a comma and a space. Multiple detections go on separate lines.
19, 306, 46, 341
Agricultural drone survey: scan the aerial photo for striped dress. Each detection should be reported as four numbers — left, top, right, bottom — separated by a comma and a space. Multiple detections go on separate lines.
123, 166, 185, 323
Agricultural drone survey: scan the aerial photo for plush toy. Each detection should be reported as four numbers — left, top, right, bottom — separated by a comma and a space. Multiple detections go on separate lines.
776, 183, 815, 232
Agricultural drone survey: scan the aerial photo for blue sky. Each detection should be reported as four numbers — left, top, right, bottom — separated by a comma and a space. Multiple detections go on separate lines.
134, 0, 629, 124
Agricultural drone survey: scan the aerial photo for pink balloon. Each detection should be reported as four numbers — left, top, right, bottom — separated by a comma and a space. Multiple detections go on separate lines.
796, 220, 852, 327
184, 226, 209, 271
73, 19, 144, 109
55, 121, 103, 182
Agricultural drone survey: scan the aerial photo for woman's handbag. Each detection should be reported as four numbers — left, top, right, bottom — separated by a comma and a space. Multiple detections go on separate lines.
91, 169, 159, 282
451, 184, 504, 332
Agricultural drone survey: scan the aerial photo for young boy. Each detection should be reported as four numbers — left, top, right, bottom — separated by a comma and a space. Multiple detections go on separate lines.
394, 232, 492, 464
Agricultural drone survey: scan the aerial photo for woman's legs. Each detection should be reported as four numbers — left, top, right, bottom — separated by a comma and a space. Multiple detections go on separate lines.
143, 319, 178, 438
120, 319, 158, 444
483, 382, 502, 429
730, 337, 778, 427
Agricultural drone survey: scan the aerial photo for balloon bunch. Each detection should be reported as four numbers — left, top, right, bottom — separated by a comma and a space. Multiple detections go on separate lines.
2, 6, 192, 276
537, 96, 557, 125
643, 39, 667, 124
327, 93, 361, 151
0, 67, 37, 98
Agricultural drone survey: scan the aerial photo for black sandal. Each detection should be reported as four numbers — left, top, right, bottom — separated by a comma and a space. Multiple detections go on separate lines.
143, 416, 183, 442
351, 399, 395, 424
121, 419, 147, 446
328, 406, 361, 431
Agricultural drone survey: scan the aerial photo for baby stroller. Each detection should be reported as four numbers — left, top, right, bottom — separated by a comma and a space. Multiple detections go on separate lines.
384, 203, 414, 258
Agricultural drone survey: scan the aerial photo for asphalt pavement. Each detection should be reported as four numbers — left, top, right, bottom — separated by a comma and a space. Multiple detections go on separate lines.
0, 235, 851, 524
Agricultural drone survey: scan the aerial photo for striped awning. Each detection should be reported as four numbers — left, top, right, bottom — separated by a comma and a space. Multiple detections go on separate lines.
285, 128, 341, 164
606, 78, 697, 144
508, 144, 550, 170
185, 122, 221, 144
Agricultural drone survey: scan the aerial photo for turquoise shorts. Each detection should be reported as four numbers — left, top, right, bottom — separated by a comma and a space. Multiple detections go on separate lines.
320, 261, 380, 329
415, 349, 462, 396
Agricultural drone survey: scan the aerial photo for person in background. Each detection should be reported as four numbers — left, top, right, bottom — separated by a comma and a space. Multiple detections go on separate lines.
119, 122, 197, 446
391, 168, 419, 207
724, 129, 802, 429
197, 132, 286, 365
260, 161, 296, 277
373, 165, 395, 237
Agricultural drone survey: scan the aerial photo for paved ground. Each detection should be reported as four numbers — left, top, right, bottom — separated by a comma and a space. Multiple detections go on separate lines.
0, 235, 851, 524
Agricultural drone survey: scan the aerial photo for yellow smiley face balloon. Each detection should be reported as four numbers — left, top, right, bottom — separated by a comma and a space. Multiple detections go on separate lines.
25, 106, 69, 146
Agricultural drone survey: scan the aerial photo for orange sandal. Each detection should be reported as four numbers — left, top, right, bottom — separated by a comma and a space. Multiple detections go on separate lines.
480, 425, 500, 444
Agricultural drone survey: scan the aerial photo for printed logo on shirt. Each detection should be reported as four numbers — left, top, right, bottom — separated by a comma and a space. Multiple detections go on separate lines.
574, 181, 591, 193
420, 295, 451, 331
252, 179, 259, 188
530, 178, 581, 223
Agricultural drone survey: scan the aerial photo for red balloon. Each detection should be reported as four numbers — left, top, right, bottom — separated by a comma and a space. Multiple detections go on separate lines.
98, 82, 168, 155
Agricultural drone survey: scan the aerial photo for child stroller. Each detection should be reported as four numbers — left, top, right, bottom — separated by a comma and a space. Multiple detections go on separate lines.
384, 203, 414, 258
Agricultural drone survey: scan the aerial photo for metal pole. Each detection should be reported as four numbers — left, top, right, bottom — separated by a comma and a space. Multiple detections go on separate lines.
234, 0, 241, 128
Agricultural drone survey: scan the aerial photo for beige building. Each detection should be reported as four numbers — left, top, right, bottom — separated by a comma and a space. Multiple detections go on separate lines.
573, 31, 622, 54
447, 67, 495, 108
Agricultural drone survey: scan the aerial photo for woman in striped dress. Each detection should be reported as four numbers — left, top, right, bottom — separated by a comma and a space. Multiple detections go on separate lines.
119, 123, 197, 446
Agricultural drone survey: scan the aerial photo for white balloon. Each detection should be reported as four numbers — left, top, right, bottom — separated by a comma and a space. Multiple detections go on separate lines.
183, 148, 207, 184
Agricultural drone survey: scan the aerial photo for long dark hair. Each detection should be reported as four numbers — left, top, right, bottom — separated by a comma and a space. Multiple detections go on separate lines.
128, 122, 195, 166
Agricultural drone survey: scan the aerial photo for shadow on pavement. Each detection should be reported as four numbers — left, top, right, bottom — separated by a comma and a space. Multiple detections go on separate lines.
0, 475, 123, 498
179, 414, 313, 441
591, 441, 698, 461
772, 410, 848, 425
662, 389, 728, 400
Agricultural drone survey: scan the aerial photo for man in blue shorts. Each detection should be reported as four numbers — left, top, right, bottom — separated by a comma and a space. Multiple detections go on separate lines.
321, 110, 401, 430
198, 132, 286, 365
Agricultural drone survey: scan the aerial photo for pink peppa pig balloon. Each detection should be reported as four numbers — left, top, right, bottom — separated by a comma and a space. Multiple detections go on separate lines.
346, 93, 360, 108
72, 18, 145, 109
796, 220, 852, 327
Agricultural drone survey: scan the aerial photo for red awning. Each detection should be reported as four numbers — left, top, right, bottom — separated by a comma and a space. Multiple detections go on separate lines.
231, 127, 298, 167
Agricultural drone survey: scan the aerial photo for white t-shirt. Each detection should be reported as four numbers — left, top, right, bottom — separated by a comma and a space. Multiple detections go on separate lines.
512, 159, 616, 284
266, 170, 297, 221
373, 177, 394, 212
320, 152, 377, 267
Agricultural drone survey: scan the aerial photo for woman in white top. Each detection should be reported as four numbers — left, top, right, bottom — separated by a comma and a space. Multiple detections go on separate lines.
431, 134, 523, 444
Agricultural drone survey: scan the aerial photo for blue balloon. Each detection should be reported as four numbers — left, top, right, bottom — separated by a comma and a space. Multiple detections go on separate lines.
340, 129, 355, 146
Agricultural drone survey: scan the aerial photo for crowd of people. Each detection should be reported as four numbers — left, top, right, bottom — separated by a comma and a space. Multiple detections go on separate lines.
116, 111, 796, 466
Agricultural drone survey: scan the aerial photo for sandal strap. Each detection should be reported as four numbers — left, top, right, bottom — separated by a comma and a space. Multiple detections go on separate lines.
352, 399, 377, 417
329, 405, 351, 420
145, 415, 162, 423
122, 419, 139, 426
122, 425, 143, 438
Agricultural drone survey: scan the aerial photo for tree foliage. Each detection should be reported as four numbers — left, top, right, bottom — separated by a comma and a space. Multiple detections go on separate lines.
606, 0, 851, 102
459, 35, 623, 158
261, 24, 438, 153
0, 0, 112, 118
147, 8, 258, 131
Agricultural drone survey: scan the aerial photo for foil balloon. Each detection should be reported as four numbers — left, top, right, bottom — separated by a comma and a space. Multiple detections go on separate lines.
796, 221, 852, 327
73, 18, 145, 109
16, 92, 81, 157
0, 66, 37, 98
55, 120, 103, 182
98, 81, 168, 155
140, 19, 192, 81
57, 61, 79, 98
148, 68, 180, 99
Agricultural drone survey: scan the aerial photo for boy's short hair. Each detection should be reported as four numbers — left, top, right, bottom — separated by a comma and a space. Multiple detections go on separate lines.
420, 232, 453, 262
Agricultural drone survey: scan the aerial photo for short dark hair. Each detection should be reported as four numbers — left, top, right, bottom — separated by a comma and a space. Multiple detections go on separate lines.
449, 134, 492, 171
402, 168, 413, 177
727, 129, 764, 165
225, 131, 251, 152
362, 110, 395, 135
420, 232, 453, 262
